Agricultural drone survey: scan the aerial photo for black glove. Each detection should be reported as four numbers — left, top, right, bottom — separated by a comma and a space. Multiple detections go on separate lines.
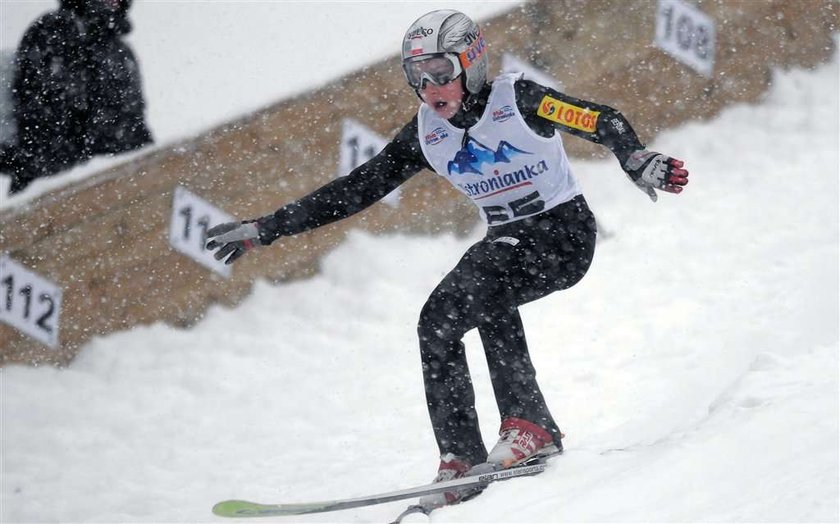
205, 221, 262, 265
622, 150, 689, 202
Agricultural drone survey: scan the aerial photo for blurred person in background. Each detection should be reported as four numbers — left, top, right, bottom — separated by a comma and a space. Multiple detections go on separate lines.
0, 0, 152, 195
206, 9, 688, 513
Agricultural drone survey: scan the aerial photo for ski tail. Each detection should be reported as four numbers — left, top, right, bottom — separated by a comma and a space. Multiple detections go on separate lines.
388, 504, 431, 524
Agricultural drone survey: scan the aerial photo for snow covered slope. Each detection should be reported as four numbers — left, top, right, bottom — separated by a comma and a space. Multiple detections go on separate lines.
2, 38, 837, 523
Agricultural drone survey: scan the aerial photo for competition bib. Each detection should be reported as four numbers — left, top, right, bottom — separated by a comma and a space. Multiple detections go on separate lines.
418, 73, 581, 226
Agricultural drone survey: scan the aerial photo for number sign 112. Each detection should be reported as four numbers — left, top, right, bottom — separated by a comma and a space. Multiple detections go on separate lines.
0, 254, 63, 348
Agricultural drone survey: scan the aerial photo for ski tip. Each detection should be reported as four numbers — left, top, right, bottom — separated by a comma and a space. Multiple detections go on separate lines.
213, 500, 262, 518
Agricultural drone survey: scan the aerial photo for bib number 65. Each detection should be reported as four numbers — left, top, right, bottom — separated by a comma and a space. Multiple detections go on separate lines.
483, 191, 545, 225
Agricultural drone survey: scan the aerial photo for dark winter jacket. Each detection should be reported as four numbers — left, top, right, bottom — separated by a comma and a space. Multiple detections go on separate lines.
1, 0, 152, 193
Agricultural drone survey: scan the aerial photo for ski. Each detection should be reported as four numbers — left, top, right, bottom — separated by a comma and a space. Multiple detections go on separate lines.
212, 462, 546, 518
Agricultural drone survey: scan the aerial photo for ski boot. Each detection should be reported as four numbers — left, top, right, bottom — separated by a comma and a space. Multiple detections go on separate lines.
485, 417, 562, 469
417, 453, 477, 510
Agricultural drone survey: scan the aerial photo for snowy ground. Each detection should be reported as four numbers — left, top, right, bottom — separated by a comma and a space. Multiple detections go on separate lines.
1, 3, 839, 523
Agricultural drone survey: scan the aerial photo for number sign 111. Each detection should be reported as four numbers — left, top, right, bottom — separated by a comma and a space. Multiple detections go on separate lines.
169, 186, 234, 278
338, 119, 400, 208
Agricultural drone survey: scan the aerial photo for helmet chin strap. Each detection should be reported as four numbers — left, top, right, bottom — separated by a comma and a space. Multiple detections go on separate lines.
459, 75, 476, 111
461, 94, 478, 112
458, 77, 477, 148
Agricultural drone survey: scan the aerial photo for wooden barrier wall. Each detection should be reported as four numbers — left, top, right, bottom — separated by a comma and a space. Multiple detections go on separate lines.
1, 0, 836, 366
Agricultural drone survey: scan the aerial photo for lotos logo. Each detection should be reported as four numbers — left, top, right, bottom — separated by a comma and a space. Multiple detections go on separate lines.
407, 27, 434, 40
424, 126, 449, 146
537, 95, 600, 133
492, 105, 516, 122
541, 99, 556, 116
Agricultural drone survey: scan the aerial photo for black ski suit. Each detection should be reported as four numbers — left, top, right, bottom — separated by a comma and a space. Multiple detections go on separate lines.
257, 79, 645, 465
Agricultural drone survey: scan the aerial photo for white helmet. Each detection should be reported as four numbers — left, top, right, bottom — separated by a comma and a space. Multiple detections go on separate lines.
401, 10, 488, 95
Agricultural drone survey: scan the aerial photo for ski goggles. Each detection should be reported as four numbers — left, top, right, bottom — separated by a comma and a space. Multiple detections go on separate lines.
402, 54, 463, 90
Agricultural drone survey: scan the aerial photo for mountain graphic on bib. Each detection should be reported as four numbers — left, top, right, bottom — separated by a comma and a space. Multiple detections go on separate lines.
447, 137, 531, 176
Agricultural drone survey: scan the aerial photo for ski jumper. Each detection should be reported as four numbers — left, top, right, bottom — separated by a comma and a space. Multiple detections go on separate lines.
256, 74, 646, 465
415, 74, 593, 462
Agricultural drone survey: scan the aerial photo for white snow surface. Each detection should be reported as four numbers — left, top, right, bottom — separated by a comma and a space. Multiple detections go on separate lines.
1, 3, 839, 523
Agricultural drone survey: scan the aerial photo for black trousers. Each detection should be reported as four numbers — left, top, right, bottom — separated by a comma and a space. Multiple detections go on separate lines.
417, 195, 597, 465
